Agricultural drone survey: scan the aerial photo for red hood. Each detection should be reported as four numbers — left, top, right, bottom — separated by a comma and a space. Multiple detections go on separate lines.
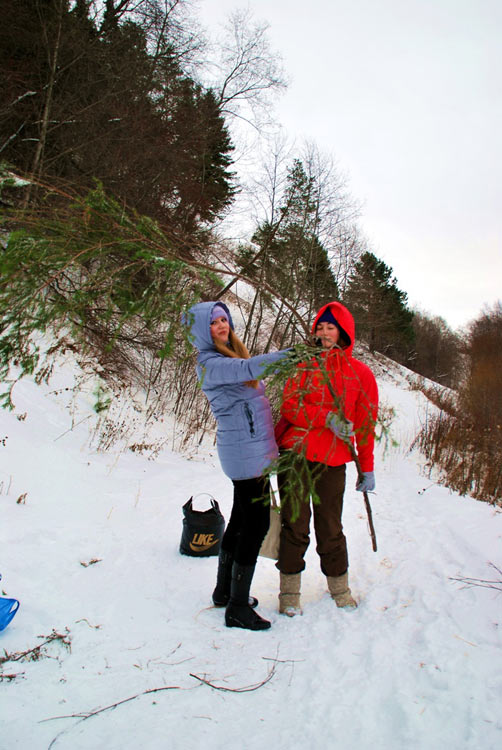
311, 301, 355, 355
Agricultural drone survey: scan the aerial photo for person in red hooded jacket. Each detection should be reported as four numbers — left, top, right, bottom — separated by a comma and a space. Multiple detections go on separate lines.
276, 301, 378, 616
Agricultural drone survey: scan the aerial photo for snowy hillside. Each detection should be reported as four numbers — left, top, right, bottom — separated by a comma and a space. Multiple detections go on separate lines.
1, 351, 501, 750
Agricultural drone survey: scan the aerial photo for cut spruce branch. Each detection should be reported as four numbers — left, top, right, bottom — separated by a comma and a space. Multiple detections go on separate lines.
196, 260, 311, 340
0, 172, 311, 388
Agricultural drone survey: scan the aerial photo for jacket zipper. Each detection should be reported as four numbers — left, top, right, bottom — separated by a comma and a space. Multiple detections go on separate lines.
244, 403, 256, 437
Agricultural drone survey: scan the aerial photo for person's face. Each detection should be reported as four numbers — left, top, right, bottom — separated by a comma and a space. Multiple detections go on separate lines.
315, 321, 340, 349
210, 315, 230, 343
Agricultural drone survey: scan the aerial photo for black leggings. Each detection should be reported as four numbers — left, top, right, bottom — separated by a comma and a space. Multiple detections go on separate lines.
221, 476, 270, 566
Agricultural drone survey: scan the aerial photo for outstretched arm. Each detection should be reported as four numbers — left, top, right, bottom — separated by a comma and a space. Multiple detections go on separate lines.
199, 350, 288, 386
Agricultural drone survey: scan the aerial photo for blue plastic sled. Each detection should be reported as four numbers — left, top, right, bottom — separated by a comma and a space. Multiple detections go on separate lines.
0, 597, 20, 631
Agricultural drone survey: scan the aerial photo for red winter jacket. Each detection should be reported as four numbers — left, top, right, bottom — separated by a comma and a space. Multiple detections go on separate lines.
278, 302, 378, 472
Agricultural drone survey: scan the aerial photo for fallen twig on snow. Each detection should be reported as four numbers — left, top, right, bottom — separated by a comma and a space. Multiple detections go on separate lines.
190, 662, 277, 692
453, 634, 477, 647
42, 685, 182, 721
449, 563, 502, 592
0, 628, 71, 665
42, 685, 182, 750
262, 656, 304, 664
75, 618, 102, 629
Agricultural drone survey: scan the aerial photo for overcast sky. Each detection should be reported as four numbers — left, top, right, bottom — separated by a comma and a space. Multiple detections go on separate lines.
198, 0, 501, 331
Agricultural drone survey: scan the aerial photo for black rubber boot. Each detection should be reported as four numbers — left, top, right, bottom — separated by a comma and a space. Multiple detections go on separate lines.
225, 563, 271, 631
212, 549, 233, 606
212, 550, 258, 608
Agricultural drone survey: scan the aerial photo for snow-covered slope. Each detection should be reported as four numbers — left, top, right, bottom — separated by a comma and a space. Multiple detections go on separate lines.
1, 353, 501, 750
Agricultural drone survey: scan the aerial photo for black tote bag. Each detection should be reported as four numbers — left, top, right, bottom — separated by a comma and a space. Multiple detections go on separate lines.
179, 494, 225, 557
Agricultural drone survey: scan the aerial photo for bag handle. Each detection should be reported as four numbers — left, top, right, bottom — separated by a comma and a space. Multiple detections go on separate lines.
192, 492, 216, 503
185, 493, 219, 511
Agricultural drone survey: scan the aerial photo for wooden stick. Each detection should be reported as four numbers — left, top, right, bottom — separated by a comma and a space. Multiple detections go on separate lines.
349, 447, 378, 552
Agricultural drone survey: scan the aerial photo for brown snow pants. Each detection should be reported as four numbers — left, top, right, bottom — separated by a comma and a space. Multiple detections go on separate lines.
277, 457, 348, 577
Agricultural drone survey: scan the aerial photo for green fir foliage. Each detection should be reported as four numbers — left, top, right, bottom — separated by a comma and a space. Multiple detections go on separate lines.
246, 159, 339, 318
0, 0, 234, 231
266, 449, 326, 522
0, 175, 220, 407
344, 251, 414, 362
93, 384, 112, 414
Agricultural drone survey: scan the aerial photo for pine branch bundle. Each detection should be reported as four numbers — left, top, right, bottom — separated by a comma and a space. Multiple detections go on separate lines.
0, 173, 220, 406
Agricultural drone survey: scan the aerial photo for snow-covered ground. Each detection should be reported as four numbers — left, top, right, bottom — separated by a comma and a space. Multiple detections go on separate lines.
1, 352, 501, 750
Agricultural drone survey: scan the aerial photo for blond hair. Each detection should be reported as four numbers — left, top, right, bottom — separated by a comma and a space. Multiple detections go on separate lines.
213, 328, 259, 389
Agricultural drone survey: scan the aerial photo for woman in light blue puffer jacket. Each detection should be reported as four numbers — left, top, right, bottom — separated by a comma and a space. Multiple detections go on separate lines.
184, 300, 289, 631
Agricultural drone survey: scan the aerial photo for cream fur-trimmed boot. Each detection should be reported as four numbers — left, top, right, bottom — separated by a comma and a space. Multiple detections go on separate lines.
279, 572, 302, 616
327, 572, 357, 609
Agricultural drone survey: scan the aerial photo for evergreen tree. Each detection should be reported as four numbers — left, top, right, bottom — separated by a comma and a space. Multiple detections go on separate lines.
0, 0, 234, 231
344, 252, 414, 361
246, 159, 338, 318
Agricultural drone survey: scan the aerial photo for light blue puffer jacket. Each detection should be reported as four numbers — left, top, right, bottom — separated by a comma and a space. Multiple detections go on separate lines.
184, 301, 288, 480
